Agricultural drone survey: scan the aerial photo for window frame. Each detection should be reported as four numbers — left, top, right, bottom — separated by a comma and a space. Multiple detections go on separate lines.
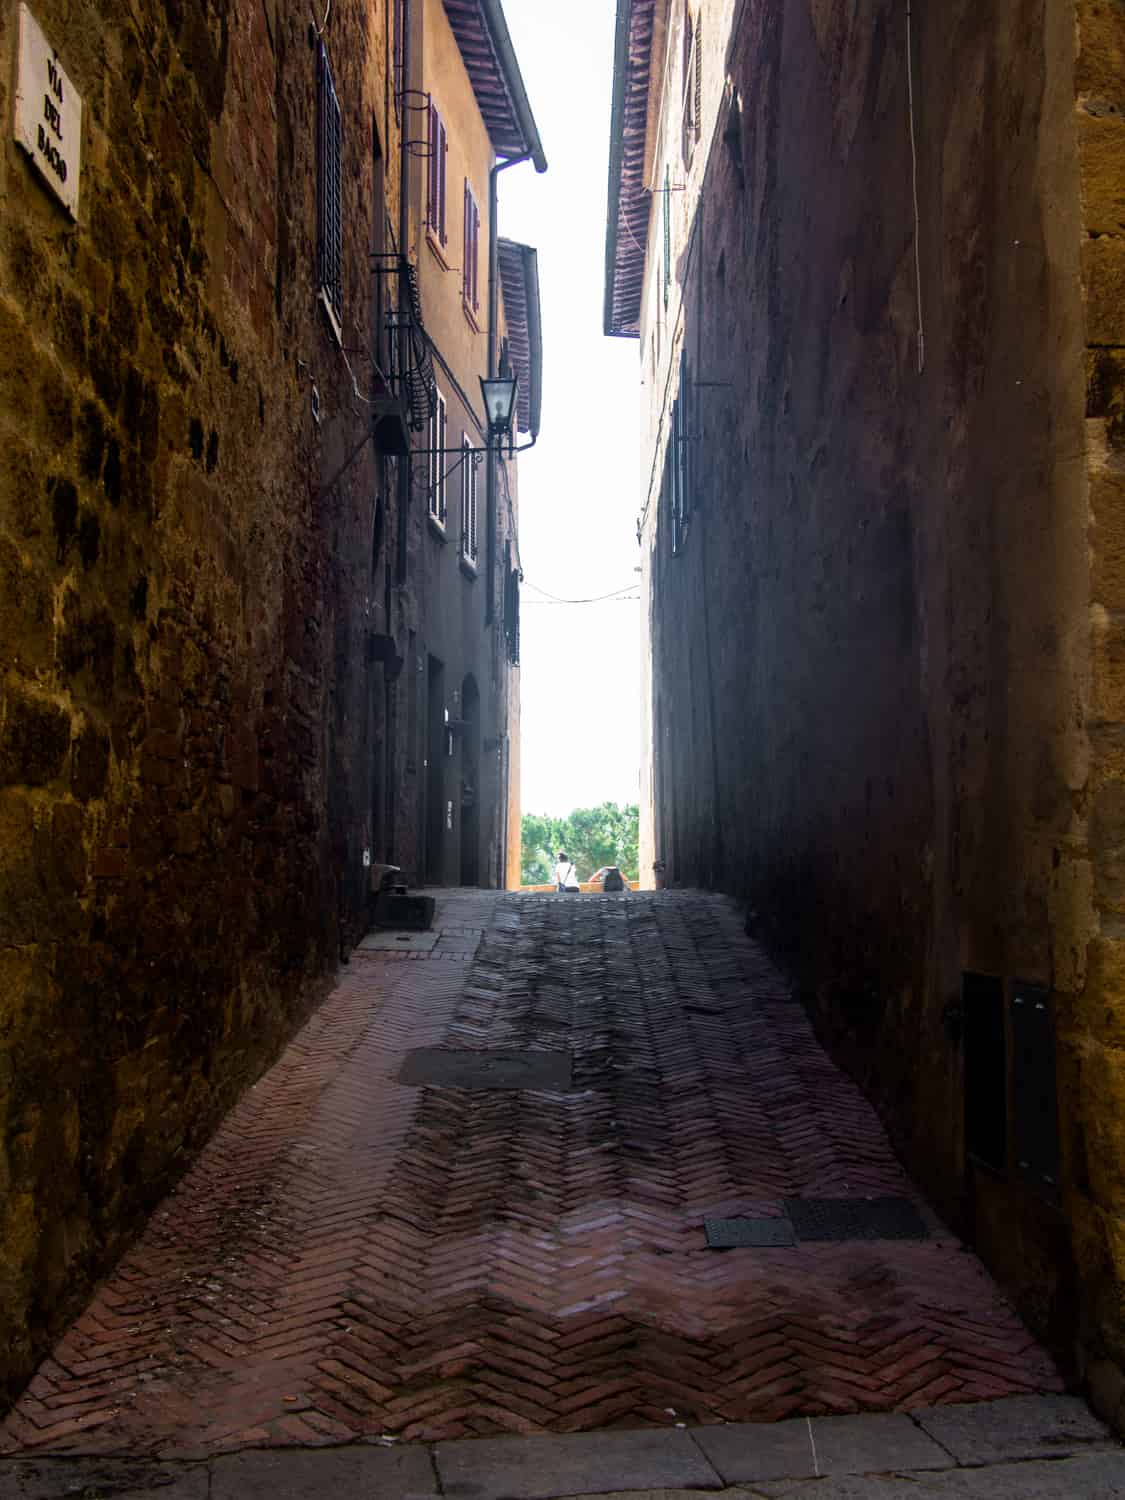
317, 42, 343, 340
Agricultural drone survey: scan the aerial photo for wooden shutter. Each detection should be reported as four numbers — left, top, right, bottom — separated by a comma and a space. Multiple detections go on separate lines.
694, 13, 702, 140
428, 392, 438, 518
465, 185, 483, 313
438, 395, 447, 522
662, 165, 671, 309
438, 118, 447, 243
683, 7, 694, 126
427, 104, 438, 233
392, 0, 403, 113
427, 108, 448, 244
460, 436, 470, 555
471, 193, 480, 309
430, 391, 447, 523
463, 180, 471, 305
469, 450, 478, 557
463, 184, 480, 312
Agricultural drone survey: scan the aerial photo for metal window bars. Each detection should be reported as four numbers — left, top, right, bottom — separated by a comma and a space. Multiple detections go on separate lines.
373, 254, 437, 432
317, 44, 343, 328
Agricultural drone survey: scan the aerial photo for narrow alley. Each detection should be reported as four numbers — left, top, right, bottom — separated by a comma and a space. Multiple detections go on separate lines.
2, 892, 1065, 1462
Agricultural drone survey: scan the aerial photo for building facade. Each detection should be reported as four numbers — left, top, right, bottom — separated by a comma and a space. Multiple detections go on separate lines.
0, 0, 541, 1404
396, 0, 543, 892
606, 0, 1125, 1428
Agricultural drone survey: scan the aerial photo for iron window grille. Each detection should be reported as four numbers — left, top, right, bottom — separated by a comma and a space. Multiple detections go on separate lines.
317, 43, 343, 335
427, 103, 448, 245
460, 433, 479, 563
428, 389, 448, 524
376, 255, 437, 432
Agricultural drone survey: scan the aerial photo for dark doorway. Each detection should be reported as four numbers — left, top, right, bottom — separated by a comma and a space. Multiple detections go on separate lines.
425, 655, 445, 883
460, 675, 481, 886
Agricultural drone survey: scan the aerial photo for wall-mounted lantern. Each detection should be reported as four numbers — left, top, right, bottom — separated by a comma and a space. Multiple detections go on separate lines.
479, 374, 518, 439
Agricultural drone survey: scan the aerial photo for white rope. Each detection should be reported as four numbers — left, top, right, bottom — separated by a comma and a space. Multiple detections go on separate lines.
906, 0, 925, 374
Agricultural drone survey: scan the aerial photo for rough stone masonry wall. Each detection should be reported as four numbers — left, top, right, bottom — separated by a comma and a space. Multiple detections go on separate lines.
0, 0, 392, 1401
647, 0, 1125, 1391
1076, 0, 1125, 1428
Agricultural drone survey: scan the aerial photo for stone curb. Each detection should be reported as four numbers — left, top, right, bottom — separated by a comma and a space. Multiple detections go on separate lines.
1, 1398, 1122, 1499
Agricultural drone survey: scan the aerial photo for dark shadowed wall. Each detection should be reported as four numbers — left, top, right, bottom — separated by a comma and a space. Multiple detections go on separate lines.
635, 0, 1125, 1416
0, 0, 400, 1399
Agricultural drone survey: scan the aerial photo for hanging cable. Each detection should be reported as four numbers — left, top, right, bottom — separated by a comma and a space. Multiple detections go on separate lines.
522, 579, 640, 605
524, 595, 639, 605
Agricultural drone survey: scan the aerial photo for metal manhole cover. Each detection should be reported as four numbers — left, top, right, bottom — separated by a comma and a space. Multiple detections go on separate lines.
705, 1217, 796, 1249
784, 1196, 928, 1242
399, 1048, 572, 1092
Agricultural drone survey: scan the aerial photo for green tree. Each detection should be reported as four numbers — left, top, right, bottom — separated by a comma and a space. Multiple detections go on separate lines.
521, 803, 639, 884
520, 811, 563, 885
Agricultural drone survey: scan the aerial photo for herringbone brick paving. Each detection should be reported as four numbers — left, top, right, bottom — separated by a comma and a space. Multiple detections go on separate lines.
1, 891, 1062, 1456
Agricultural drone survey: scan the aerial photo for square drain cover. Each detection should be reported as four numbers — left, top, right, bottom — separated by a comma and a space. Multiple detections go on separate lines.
400, 1048, 572, 1091
359, 930, 439, 952
784, 1196, 928, 1242
705, 1217, 796, 1249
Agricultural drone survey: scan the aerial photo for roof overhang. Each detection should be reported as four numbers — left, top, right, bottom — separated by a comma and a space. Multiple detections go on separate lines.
497, 238, 542, 438
443, 0, 547, 171
604, 0, 658, 338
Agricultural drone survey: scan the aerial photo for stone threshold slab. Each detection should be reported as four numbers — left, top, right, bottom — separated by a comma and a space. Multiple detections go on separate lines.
1, 1398, 1119, 1499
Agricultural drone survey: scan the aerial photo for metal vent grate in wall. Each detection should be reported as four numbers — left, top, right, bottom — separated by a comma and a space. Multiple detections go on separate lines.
1011, 982, 1060, 1194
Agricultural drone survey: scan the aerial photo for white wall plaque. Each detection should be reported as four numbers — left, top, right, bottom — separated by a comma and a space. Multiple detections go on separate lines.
13, 4, 82, 218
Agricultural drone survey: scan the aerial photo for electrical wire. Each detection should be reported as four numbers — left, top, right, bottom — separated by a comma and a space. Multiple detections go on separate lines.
524, 595, 639, 605
522, 579, 640, 605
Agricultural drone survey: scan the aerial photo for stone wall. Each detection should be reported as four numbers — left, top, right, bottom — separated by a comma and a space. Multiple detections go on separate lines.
638, 0, 1125, 1405
0, 0, 398, 1400
1075, 0, 1125, 1427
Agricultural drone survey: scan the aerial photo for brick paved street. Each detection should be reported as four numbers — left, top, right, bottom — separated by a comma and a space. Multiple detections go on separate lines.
1, 892, 1064, 1459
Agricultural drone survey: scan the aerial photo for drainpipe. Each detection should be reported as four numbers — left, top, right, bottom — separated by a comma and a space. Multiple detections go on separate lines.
484, 150, 533, 890
386, 0, 415, 868
395, 0, 413, 589
485, 150, 531, 626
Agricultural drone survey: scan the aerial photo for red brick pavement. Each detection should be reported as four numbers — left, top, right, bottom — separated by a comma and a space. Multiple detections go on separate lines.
0, 891, 1062, 1456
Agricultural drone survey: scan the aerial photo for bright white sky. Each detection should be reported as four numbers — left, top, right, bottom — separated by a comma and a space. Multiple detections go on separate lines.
498, 0, 643, 819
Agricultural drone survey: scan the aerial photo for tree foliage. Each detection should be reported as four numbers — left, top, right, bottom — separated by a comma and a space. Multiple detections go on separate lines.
521, 803, 639, 885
